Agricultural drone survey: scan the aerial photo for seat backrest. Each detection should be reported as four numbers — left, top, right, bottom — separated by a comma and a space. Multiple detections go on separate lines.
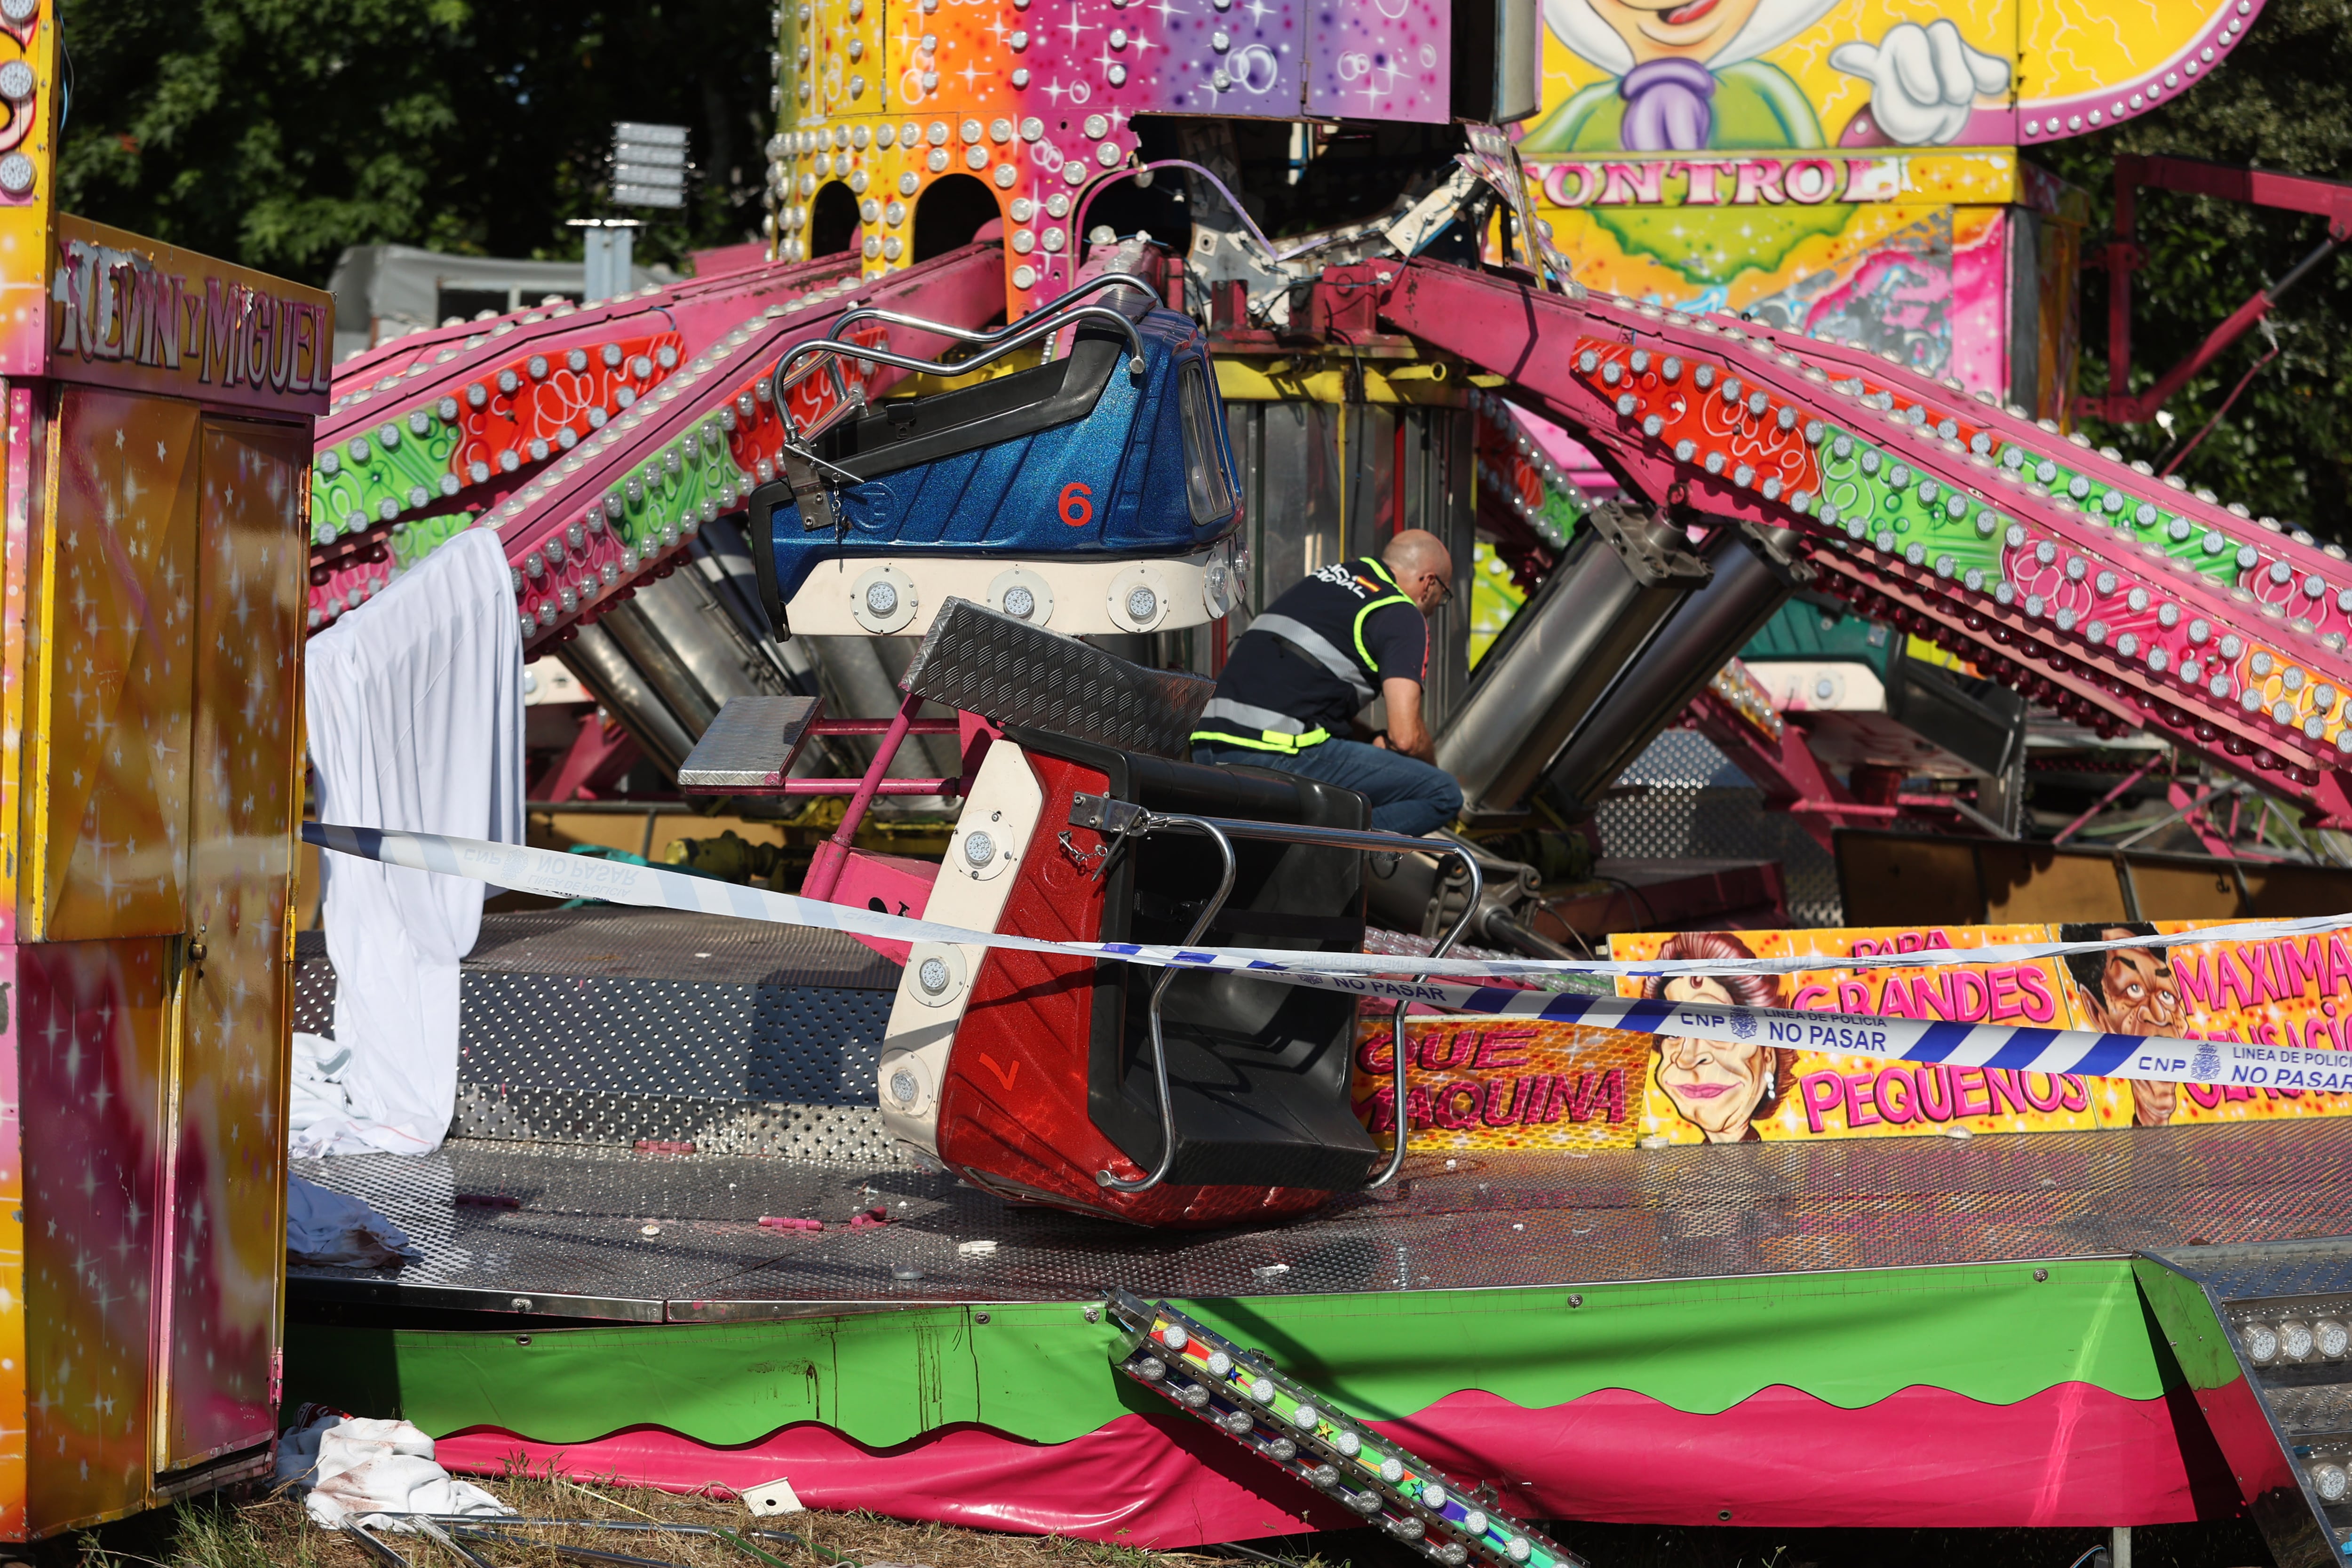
1002, 725, 1374, 1192
901, 596, 1212, 759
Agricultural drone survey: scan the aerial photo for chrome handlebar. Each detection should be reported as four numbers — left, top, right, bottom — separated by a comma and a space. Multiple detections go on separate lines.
767, 271, 1159, 438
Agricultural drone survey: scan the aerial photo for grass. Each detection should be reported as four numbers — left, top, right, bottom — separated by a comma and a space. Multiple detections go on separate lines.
53, 1465, 1278, 1568
35, 1465, 2276, 1568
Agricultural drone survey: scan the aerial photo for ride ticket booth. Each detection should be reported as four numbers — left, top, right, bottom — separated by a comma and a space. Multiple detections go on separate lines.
0, 0, 327, 1536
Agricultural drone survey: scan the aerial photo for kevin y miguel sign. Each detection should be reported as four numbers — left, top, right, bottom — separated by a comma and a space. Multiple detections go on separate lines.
46, 214, 331, 414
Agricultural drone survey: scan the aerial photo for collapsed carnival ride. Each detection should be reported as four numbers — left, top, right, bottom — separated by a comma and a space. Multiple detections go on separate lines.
276, 4, 2352, 1559
295, 140, 2352, 1225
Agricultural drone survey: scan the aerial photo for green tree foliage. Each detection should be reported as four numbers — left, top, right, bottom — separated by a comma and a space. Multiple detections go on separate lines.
2041, 0, 2352, 542
54, 0, 777, 286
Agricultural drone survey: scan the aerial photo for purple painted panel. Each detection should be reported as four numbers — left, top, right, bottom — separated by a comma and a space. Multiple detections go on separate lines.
1306, 0, 1447, 122
1134, 0, 1303, 116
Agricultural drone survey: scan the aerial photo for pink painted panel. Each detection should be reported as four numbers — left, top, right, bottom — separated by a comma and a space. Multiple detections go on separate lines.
0, 944, 27, 1539
437, 1382, 2240, 1542
19, 939, 167, 1534
830, 850, 938, 964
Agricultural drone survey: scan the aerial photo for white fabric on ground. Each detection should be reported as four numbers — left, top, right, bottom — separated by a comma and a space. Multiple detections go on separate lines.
289, 1030, 358, 1143
300, 528, 523, 1156
287, 1175, 421, 1268
276, 1408, 513, 1530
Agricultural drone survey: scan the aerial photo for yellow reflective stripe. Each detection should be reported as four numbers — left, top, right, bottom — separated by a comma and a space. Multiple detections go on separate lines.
1349, 557, 1414, 669
1352, 592, 1413, 670
1190, 726, 1332, 755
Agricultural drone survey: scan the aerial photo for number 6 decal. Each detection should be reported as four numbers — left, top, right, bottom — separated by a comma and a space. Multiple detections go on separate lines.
1059, 482, 1094, 527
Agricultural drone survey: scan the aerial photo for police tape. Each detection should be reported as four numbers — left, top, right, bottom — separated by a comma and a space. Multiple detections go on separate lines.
304, 823, 2352, 1091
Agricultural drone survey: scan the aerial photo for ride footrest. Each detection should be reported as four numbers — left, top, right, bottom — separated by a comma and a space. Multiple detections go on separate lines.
1105, 1289, 1588, 1568
900, 597, 1211, 760
2137, 1241, 2352, 1568
677, 695, 824, 793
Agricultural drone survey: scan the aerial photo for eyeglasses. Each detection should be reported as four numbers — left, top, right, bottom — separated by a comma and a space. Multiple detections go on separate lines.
1422, 572, 1454, 606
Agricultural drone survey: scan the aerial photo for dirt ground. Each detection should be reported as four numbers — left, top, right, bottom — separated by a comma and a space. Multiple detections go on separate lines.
58, 1469, 1255, 1568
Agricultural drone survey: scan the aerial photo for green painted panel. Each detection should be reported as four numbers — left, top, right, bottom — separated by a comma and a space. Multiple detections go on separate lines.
2132, 1258, 2242, 1391
1739, 599, 1896, 673
285, 1262, 2177, 1449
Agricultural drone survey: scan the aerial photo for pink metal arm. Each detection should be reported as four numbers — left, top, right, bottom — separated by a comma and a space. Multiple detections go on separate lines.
1364, 257, 2352, 826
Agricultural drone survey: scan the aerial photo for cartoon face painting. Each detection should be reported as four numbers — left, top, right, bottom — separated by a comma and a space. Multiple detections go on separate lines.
2061, 923, 2184, 1128
1522, 0, 2013, 153
1639, 932, 1799, 1144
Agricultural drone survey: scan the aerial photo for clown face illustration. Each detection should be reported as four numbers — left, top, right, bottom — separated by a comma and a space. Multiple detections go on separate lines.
1585, 0, 1774, 65
1524, 0, 2011, 153
2061, 923, 2185, 1128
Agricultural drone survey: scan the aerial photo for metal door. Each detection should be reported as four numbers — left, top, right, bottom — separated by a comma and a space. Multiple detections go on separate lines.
155, 417, 306, 1473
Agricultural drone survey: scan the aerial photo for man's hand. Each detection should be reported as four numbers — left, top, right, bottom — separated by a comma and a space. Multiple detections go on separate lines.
1382, 677, 1436, 762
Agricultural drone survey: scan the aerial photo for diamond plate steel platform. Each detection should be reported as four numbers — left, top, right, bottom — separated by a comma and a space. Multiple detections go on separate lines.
900, 596, 1213, 759
677, 695, 822, 791
297, 909, 902, 1161
288, 1115, 2352, 1323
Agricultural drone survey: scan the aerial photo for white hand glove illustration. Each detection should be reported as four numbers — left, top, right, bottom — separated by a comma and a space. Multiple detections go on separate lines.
1830, 19, 2012, 146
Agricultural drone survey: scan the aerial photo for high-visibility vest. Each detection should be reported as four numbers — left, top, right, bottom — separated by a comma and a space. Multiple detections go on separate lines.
1190, 558, 1414, 754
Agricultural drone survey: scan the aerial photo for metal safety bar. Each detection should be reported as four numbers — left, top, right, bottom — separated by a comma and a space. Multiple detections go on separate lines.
457, 1528, 688, 1568
826, 268, 1157, 363
345, 1524, 414, 1566
393, 1516, 821, 1565
769, 272, 1157, 430
1071, 798, 1482, 1192
1097, 813, 1237, 1194
414, 1523, 496, 1568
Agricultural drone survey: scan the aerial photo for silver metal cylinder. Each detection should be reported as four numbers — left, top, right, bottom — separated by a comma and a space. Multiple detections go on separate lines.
1364, 833, 1547, 949
557, 621, 699, 774
596, 599, 721, 736
805, 634, 961, 779
1435, 502, 1710, 818
623, 570, 793, 719
1540, 524, 1801, 820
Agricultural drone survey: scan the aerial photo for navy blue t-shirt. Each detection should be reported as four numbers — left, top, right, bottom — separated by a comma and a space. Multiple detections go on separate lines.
1199, 559, 1425, 740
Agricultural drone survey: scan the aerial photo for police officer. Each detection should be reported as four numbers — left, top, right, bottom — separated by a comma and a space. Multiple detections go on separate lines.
1190, 529, 1463, 836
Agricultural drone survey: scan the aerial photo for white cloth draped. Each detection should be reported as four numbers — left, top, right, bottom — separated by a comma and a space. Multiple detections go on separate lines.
294, 528, 523, 1157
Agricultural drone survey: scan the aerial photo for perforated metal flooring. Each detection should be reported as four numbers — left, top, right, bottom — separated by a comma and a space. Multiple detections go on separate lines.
296, 909, 902, 1162
287, 1115, 2352, 1322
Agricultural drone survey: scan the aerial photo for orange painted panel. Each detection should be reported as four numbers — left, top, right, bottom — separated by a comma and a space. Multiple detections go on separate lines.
35, 388, 199, 941
163, 419, 305, 1470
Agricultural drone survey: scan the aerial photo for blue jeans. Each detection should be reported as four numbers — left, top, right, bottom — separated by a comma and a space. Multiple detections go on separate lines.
1192, 738, 1463, 837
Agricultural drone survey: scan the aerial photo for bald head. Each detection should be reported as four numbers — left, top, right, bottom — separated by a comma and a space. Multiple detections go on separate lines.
1383, 529, 1454, 613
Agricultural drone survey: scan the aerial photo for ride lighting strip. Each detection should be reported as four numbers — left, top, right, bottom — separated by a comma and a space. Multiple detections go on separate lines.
1104, 1290, 1588, 1568
305, 823, 2352, 1090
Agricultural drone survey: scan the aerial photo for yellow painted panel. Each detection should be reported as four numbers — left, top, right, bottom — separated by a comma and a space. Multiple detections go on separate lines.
2020, 0, 2248, 111
163, 419, 305, 1471
36, 388, 200, 941
0, 0, 61, 380
0, 384, 35, 946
